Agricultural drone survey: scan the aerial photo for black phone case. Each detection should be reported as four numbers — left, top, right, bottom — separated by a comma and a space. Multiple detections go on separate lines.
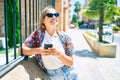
44, 44, 53, 49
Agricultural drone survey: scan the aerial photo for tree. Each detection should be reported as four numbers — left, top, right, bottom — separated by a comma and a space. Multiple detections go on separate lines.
7, 0, 20, 48
74, 1, 81, 19
71, 14, 78, 27
72, 14, 77, 23
84, 0, 117, 42
71, 1, 81, 27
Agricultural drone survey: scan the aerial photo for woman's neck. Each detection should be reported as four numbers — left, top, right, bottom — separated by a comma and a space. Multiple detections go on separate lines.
46, 29, 57, 37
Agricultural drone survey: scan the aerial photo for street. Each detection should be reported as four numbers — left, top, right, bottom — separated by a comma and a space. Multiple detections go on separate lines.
67, 29, 120, 80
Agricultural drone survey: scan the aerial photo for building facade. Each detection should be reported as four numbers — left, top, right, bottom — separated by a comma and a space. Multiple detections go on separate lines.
55, 0, 70, 31
0, 0, 71, 38
0, 0, 4, 37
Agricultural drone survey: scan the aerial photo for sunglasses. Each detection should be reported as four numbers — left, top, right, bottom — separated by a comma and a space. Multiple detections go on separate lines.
46, 13, 59, 18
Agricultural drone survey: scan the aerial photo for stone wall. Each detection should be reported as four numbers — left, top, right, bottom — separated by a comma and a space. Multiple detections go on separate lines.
1, 57, 50, 80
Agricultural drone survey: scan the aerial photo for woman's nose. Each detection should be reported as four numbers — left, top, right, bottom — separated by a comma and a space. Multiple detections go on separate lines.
53, 15, 56, 18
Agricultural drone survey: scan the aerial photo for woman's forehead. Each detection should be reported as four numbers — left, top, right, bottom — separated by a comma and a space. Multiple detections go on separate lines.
46, 8, 56, 13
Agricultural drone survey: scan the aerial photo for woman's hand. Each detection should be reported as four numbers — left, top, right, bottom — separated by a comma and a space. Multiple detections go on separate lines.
40, 47, 61, 56
40, 47, 73, 67
49, 47, 74, 67
40, 48, 52, 56
48, 48, 62, 56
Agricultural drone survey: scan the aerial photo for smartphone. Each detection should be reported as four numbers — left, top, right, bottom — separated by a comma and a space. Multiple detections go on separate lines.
44, 44, 53, 49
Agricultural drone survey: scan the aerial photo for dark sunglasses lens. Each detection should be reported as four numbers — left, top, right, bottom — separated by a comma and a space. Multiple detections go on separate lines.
46, 13, 59, 18
46, 13, 53, 17
54, 13, 59, 17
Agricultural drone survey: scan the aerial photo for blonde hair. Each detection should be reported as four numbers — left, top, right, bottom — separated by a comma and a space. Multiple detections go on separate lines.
39, 5, 54, 30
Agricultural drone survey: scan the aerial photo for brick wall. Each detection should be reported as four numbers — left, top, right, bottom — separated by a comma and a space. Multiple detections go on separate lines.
55, 0, 70, 32
63, 0, 70, 31
0, 2, 4, 37
0, 0, 3, 2
55, 0, 63, 31
21, 0, 31, 39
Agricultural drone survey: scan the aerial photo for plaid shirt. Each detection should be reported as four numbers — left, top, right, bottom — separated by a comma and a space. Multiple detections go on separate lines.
24, 29, 74, 72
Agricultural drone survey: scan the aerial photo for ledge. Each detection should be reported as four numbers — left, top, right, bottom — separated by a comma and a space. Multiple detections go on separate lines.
1, 56, 50, 80
83, 32, 116, 57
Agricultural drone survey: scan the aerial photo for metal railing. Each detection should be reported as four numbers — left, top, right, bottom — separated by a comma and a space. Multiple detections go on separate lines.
0, 0, 55, 78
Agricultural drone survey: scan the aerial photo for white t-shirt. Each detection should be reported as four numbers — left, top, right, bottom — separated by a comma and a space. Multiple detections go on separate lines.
41, 31, 65, 70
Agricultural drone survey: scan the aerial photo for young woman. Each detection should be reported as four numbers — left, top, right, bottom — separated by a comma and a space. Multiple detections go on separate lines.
20, 5, 79, 80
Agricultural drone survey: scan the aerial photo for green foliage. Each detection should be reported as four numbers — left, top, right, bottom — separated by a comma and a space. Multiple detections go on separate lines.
85, 0, 117, 42
89, 0, 101, 10
72, 1, 81, 27
74, 1, 81, 13
113, 26, 120, 31
7, 0, 20, 48
0, 48, 13, 54
71, 14, 82, 27
0, 50, 6, 54
89, 0, 115, 10
88, 0, 119, 23
16, 0, 20, 45
86, 31, 97, 39
78, 20, 83, 26
71, 14, 77, 24
101, 40, 109, 44
83, 10, 99, 18
7, 0, 13, 47
74, 22, 78, 27
11, 53, 19, 57
86, 31, 109, 44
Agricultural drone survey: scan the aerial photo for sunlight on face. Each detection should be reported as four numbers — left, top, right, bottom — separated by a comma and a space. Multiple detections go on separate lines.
43, 8, 59, 30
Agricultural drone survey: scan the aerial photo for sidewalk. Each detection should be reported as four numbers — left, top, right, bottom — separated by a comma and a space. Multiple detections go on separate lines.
67, 29, 120, 80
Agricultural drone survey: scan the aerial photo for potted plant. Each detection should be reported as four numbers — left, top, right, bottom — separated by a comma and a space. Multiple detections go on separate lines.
83, 31, 116, 57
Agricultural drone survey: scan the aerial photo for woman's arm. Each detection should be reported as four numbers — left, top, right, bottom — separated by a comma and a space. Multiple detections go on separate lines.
18, 43, 42, 56
49, 48, 74, 67
58, 52, 74, 67
18, 43, 53, 56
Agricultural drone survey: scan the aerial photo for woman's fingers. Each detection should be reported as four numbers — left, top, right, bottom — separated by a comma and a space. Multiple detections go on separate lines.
40, 48, 61, 56
49, 48, 60, 56
41, 49, 52, 56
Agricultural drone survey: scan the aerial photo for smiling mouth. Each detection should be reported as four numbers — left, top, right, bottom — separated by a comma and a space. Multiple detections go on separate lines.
50, 20, 57, 23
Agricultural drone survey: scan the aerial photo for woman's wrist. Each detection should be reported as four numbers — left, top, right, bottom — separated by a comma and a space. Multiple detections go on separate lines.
58, 52, 63, 58
35, 47, 42, 54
